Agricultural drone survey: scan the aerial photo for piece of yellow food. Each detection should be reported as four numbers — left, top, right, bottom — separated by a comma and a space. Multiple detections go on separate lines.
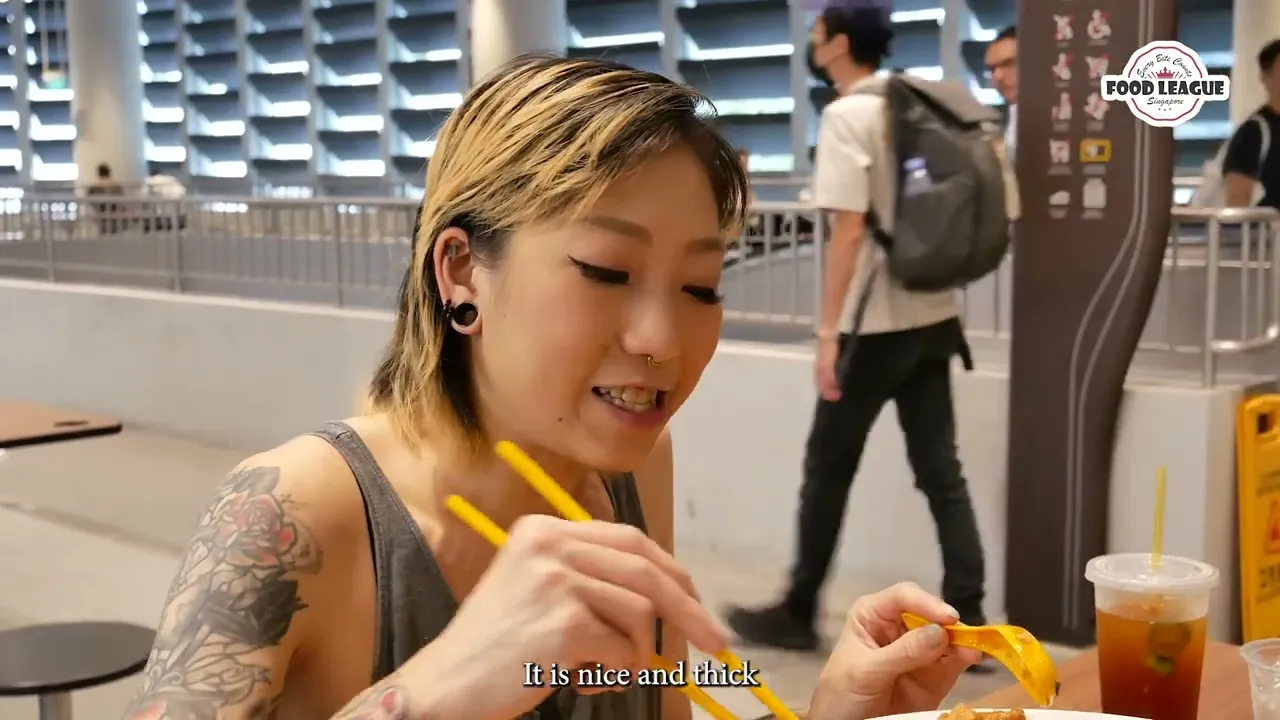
938, 704, 1027, 720
903, 612, 1059, 707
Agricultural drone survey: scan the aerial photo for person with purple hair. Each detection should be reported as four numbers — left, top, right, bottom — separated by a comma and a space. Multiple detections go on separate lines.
726, 0, 992, 673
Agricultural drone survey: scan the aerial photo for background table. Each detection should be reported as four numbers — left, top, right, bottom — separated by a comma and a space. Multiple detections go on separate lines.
0, 621, 154, 720
0, 402, 121, 449
975, 641, 1251, 719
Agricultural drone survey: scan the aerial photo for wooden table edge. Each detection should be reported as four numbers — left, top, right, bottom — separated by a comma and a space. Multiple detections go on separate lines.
0, 401, 122, 449
972, 641, 1252, 718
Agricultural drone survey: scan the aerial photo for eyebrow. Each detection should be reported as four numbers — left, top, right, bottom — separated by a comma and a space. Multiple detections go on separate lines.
582, 215, 725, 255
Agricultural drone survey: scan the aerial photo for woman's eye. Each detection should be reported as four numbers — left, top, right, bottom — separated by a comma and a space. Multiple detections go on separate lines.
570, 256, 721, 304
684, 286, 724, 305
570, 257, 629, 285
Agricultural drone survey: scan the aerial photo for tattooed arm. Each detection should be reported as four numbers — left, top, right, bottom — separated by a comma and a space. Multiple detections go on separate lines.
123, 463, 325, 720
123, 448, 473, 720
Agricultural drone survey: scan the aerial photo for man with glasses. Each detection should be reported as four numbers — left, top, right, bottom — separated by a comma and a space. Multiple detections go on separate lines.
985, 25, 1018, 158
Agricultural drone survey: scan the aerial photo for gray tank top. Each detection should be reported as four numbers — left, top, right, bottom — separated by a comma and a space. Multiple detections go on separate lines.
310, 421, 662, 720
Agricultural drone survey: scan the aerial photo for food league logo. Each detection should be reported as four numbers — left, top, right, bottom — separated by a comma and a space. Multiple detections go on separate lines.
1100, 41, 1229, 128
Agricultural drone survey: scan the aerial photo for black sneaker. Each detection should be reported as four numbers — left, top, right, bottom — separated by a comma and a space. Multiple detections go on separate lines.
724, 603, 819, 651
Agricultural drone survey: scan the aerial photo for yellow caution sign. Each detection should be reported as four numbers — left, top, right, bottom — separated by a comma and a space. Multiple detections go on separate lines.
1236, 395, 1280, 641
1268, 500, 1280, 556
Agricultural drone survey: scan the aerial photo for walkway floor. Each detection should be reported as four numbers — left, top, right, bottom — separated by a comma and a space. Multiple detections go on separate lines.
0, 431, 1082, 719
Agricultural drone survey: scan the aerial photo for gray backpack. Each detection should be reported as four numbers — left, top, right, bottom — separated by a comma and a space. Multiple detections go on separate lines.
853, 74, 1019, 293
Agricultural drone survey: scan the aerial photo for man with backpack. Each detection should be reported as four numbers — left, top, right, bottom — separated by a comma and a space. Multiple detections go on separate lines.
726, 0, 1012, 659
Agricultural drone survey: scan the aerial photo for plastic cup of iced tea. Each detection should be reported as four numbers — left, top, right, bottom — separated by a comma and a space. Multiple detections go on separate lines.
1085, 553, 1219, 720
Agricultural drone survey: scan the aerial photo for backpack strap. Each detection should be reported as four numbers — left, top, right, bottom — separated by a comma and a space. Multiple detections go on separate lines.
834, 260, 880, 386
834, 262, 975, 387
1256, 113, 1271, 169
864, 210, 893, 247
839, 78, 893, 347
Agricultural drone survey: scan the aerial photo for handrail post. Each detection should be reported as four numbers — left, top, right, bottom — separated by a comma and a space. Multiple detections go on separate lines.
1272, 220, 1280, 348
42, 200, 55, 282
171, 199, 184, 292
1202, 216, 1222, 386
333, 204, 345, 308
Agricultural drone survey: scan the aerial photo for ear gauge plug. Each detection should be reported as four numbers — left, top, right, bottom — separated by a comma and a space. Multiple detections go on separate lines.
449, 301, 479, 329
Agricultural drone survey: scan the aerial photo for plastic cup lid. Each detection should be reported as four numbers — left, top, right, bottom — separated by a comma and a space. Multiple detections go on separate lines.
1241, 638, 1280, 672
1084, 553, 1219, 594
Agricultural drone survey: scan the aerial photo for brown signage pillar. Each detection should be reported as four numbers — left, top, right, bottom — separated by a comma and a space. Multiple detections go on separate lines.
1005, 0, 1176, 646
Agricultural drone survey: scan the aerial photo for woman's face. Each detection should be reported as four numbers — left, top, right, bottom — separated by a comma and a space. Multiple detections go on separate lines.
467, 146, 725, 472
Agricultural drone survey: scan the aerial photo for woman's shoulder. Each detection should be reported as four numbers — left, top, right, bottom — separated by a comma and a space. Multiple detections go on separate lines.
225, 421, 375, 555
162, 422, 379, 658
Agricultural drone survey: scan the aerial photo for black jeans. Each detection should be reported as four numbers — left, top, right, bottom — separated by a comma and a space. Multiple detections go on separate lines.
785, 318, 986, 623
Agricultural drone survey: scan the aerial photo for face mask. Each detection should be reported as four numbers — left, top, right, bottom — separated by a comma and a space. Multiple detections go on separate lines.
807, 41, 834, 88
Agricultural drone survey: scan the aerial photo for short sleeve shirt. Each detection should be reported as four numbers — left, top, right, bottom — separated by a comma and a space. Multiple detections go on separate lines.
811, 76, 959, 335
1222, 106, 1280, 209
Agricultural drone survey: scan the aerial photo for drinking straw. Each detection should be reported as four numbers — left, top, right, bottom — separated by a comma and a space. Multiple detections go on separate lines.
493, 441, 802, 720
1152, 466, 1168, 568
495, 441, 592, 522
446, 493, 508, 547
443, 494, 739, 720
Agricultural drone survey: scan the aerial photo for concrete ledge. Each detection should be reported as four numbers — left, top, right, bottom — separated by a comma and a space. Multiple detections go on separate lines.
0, 279, 390, 449
0, 279, 1245, 636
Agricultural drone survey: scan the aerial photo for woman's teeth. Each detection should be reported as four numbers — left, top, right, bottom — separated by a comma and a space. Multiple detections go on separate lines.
594, 386, 659, 412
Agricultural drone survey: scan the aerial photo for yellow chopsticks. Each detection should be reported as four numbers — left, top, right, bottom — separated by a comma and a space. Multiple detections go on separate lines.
444, 494, 737, 720
485, 440, 799, 720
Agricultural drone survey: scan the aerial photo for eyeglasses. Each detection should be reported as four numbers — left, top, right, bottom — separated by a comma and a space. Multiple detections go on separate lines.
984, 57, 1017, 78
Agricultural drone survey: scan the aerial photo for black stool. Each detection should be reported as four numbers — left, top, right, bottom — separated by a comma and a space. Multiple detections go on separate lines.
0, 621, 154, 720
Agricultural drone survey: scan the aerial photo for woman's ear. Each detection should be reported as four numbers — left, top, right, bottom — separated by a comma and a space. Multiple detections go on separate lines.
431, 226, 478, 309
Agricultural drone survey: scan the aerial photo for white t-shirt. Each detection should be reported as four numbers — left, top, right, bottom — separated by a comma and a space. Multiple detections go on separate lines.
145, 174, 186, 199
811, 76, 959, 335
1005, 104, 1017, 161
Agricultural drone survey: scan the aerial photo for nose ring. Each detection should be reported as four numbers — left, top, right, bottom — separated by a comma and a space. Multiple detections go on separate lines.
646, 355, 659, 368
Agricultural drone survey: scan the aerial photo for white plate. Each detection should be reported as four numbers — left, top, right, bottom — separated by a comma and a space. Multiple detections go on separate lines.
880, 707, 1141, 712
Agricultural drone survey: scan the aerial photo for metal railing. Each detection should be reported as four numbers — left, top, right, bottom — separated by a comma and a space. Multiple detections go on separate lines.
7, 170, 1205, 202
954, 206, 1280, 385
1167, 207, 1280, 384
0, 194, 1275, 386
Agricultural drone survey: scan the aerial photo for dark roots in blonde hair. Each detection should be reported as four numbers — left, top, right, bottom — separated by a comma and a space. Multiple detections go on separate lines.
368, 54, 750, 458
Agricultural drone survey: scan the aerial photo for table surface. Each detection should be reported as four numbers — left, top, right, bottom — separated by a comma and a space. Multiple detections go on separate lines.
974, 641, 1252, 718
0, 621, 154, 696
0, 401, 122, 449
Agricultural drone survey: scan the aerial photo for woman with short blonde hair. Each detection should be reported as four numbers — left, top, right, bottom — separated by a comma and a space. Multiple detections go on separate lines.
124, 55, 976, 720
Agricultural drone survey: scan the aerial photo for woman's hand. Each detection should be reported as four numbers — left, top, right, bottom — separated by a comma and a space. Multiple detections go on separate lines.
396, 514, 731, 720
808, 582, 980, 720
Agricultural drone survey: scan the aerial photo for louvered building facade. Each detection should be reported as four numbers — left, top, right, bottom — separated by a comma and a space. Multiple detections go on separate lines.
0, 0, 1240, 196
